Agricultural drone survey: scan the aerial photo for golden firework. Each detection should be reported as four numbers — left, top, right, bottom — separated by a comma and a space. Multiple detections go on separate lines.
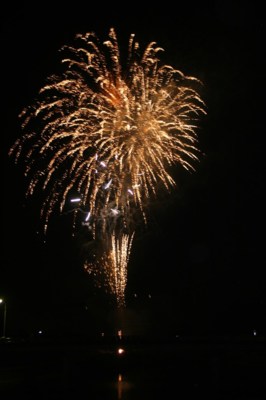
9, 28, 205, 306
10, 27, 205, 235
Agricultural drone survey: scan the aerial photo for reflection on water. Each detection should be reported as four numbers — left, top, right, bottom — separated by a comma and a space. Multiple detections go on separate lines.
116, 373, 133, 400
117, 374, 123, 400
0, 338, 265, 399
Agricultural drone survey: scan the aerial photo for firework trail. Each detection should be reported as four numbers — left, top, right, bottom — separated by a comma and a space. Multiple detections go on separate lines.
9, 28, 205, 306
84, 232, 134, 308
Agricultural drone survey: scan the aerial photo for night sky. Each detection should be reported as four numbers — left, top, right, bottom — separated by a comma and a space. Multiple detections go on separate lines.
1, 3, 265, 337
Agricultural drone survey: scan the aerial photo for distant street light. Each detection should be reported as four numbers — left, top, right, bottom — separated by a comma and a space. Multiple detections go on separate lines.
0, 299, 7, 338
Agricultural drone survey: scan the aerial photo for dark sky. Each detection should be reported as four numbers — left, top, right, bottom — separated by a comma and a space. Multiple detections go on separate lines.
1, 3, 265, 337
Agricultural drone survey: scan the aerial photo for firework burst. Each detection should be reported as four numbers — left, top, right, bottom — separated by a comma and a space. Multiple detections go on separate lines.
10, 27, 205, 235
9, 28, 205, 306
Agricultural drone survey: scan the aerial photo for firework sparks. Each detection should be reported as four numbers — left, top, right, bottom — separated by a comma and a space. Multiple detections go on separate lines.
84, 232, 134, 308
9, 28, 205, 306
9, 27, 205, 235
